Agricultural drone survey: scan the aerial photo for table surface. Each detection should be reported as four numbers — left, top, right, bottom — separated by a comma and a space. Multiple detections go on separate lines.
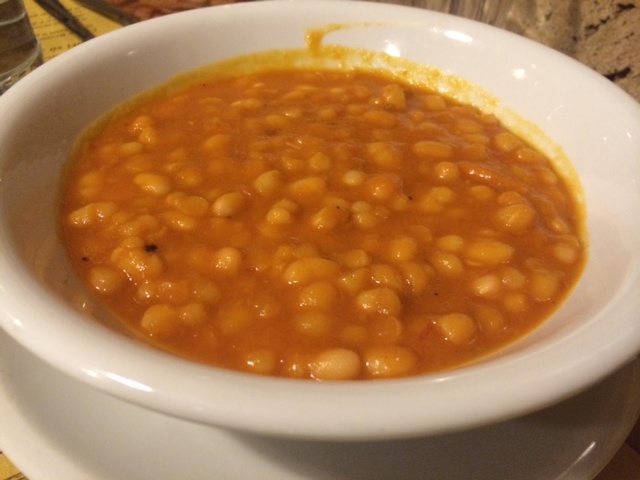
2, 0, 640, 478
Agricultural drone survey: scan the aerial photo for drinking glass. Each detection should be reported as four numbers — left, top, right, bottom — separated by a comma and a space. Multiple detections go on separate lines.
0, 0, 43, 94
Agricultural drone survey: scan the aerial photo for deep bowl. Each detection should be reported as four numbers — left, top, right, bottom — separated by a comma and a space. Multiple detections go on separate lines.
1, 0, 639, 441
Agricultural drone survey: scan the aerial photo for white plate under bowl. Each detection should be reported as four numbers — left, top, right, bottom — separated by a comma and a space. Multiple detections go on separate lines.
1, 329, 639, 479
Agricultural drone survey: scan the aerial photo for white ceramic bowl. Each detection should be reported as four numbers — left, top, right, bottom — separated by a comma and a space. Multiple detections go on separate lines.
1, 0, 639, 441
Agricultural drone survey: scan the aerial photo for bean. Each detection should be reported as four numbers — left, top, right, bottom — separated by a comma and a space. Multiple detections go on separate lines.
134, 173, 171, 195
267, 206, 294, 225
356, 287, 402, 316
515, 147, 547, 164
244, 349, 277, 375
465, 133, 492, 145
435, 313, 477, 345
174, 164, 205, 187
339, 324, 368, 345
353, 211, 380, 229
399, 262, 430, 294
294, 312, 333, 336
298, 281, 338, 310
216, 303, 253, 335
436, 235, 464, 252
212, 191, 245, 217
151, 280, 189, 304
424, 94, 446, 110
474, 305, 505, 334
202, 133, 231, 151
500, 266, 526, 290
419, 187, 456, 213
317, 106, 339, 121
412, 140, 453, 159
343, 169, 367, 187
387, 236, 418, 263
471, 274, 501, 298
89, 266, 125, 294
468, 185, 495, 201
254, 170, 283, 196
231, 98, 264, 110
309, 152, 333, 172
174, 195, 209, 216
120, 141, 144, 156
458, 162, 528, 194
289, 176, 327, 201
339, 249, 370, 269
309, 205, 348, 230
529, 269, 561, 301
371, 315, 403, 343
179, 303, 207, 326
380, 84, 406, 110
365, 175, 398, 201
465, 239, 514, 266
363, 345, 417, 378
138, 126, 159, 146
337, 268, 369, 294
161, 210, 198, 231
265, 114, 290, 130
430, 252, 465, 278
503, 292, 528, 313
553, 242, 580, 264
190, 279, 221, 304
455, 120, 483, 134
129, 115, 153, 133
214, 247, 242, 274
68, 202, 118, 227
363, 109, 398, 128
370, 264, 404, 290
310, 348, 361, 381
113, 248, 163, 282
283, 257, 340, 285
493, 132, 523, 152
141, 304, 179, 336
495, 203, 536, 232
366, 142, 401, 169
433, 161, 460, 182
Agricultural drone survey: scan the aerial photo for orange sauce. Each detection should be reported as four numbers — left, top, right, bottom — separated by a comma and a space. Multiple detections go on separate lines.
61, 61, 586, 380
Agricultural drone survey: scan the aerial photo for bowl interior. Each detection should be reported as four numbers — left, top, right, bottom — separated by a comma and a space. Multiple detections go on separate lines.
1, 1, 640, 440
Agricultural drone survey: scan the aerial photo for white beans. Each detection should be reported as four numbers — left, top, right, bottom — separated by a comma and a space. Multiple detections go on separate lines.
63, 66, 585, 380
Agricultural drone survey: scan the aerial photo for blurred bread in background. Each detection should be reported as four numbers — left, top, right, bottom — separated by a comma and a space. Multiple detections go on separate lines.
511, 0, 639, 102
103, 0, 250, 21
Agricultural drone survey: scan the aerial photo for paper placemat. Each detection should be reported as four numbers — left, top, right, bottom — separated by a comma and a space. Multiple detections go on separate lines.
0, 451, 27, 480
23, 0, 121, 62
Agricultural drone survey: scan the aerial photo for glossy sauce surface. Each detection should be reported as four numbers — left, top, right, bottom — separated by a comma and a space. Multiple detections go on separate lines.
61, 68, 586, 380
